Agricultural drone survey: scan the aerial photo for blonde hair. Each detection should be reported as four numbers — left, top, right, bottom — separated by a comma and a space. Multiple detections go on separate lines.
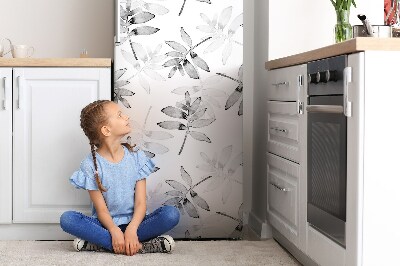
80, 100, 134, 192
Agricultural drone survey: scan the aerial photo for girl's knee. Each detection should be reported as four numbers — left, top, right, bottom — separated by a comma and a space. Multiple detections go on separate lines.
163, 205, 180, 226
59, 211, 79, 230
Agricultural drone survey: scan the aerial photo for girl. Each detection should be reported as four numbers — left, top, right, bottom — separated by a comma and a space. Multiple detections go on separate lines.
60, 100, 180, 256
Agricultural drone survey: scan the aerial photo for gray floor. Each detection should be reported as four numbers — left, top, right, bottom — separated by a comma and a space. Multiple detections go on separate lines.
0, 227, 301, 265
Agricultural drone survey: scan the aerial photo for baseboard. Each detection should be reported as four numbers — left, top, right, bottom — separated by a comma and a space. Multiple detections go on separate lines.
248, 211, 272, 239
272, 228, 318, 266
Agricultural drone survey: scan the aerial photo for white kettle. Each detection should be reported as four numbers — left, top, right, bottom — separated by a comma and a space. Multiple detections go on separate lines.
0, 38, 12, 57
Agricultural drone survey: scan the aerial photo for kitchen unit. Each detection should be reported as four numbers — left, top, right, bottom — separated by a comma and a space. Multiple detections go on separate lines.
265, 38, 400, 266
0, 58, 111, 239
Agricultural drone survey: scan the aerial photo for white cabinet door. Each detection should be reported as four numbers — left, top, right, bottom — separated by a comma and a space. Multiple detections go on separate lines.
13, 68, 111, 223
0, 68, 12, 224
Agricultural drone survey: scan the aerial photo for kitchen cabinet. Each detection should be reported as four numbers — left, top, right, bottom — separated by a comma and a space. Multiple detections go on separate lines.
266, 39, 400, 266
266, 64, 307, 252
0, 66, 110, 238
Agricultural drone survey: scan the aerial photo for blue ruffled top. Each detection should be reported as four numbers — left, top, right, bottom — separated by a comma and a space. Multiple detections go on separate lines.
70, 145, 156, 225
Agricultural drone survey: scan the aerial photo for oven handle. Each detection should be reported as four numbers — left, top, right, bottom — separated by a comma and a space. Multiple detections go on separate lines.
306, 105, 343, 114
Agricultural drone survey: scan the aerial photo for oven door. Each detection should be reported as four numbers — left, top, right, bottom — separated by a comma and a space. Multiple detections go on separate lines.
306, 95, 347, 248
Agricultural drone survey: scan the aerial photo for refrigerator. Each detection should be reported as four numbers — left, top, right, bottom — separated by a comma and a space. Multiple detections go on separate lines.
113, 0, 243, 239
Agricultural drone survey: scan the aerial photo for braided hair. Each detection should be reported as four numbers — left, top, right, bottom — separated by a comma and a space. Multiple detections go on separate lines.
80, 100, 134, 192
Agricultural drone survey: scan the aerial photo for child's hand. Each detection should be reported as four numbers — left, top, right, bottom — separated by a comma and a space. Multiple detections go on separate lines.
124, 227, 141, 256
110, 227, 126, 254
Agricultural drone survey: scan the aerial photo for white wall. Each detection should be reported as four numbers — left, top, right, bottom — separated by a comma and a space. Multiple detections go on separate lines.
269, 0, 383, 60
0, 0, 114, 58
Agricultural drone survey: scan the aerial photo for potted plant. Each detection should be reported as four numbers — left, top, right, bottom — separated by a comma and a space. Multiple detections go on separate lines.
331, 0, 357, 42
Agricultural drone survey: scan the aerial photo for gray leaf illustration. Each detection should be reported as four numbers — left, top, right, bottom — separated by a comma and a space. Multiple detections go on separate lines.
190, 52, 210, 72
190, 97, 201, 113
225, 86, 242, 110
165, 190, 185, 197
163, 58, 180, 67
115, 68, 127, 80
200, 13, 211, 24
121, 50, 140, 69
114, 80, 130, 88
189, 131, 211, 143
143, 68, 166, 81
189, 118, 215, 128
130, 42, 148, 62
204, 175, 225, 192
166, 51, 184, 58
218, 6, 233, 30
178, 64, 185, 76
238, 99, 243, 116
185, 91, 191, 106
161, 106, 187, 119
197, 25, 214, 33
188, 107, 206, 122
115, 88, 134, 96
183, 198, 199, 218
138, 73, 150, 94
143, 130, 173, 140
228, 13, 243, 36
222, 180, 232, 204
143, 142, 169, 154
196, 0, 211, 3
117, 97, 131, 108
168, 66, 177, 78
144, 3, 169, 15
200, 152, 212, 163
218, 145, 233, 169
129, 26, 160, 36
158, 121, 187, 130
129, 11, 155, 24
204, 36, 225, 53
183, 59, 199, 79
165, 41, 187, 53
176, 102, 189, 112
166, 180, 188, 194
150, 54, 168, 64
190, 190, 210, 211
180, 166, 192, 187
178, 203, 185, 216
222, 41, 232, 65
163, 197, 182, 206
172, 86, 201, 95
197, 163, 215, 172
181, 27, 193, 47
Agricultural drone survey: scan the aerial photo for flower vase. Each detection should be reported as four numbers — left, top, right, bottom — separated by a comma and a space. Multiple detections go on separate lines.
335, 9, 352, 43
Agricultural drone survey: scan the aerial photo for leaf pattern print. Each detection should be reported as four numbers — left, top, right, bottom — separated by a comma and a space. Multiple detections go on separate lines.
128, 0, 169, 16
163, 166, 212, 218
126, 106, 173, 158
216, 203, 243, 238
163, 27, 211, 80
178, 0, 212, 16
114, 68, 134, 108
197, 145, 243, 204
217, 64, 243, 116
158, 91, 216, 155
122, 42, 167, 94
118, 1, 161, 45
171, 75, 226, 116
197, 6, 243, 65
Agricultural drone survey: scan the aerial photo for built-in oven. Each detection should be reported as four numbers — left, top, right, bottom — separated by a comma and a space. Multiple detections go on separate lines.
306, 55, 348, 248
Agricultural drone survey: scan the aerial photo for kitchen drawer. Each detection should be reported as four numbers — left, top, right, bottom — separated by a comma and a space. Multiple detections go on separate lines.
267, 101, 299, 163
266, 64, 306, 101
267, 153, 299, 245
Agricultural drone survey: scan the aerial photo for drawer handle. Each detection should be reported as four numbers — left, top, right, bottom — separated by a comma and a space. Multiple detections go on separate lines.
270, 181, 290, 192
270, 127, 288, 134
2, 77, 6, 110
272, 81, 289, 87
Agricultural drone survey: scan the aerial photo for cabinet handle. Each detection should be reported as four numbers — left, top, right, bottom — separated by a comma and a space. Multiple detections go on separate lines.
17, 76, 23, 109
115, 0, 121, 43
272, 81, 289, 87
270, 127, 288, 134
269, 181, 290, 192
2, 77, 6, 110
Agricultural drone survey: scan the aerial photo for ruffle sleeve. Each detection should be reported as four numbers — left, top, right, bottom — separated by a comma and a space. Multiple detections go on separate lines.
70, 159, 99, 190
135, 149, 156, 180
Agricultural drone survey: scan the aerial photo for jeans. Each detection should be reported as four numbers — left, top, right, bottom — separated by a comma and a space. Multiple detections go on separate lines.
60, 206, 180, 252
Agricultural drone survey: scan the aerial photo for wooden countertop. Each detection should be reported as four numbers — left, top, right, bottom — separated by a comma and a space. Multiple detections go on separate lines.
0, 58, 112, 67
265, 37, 400, 70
